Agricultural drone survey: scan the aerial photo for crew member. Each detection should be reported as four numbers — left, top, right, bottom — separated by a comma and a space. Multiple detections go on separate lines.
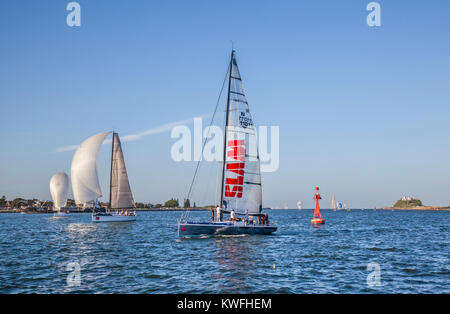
216, 205, 221, 222
264, 212, 269, 225
230, 209, 237, 222
244, 209, 249, 225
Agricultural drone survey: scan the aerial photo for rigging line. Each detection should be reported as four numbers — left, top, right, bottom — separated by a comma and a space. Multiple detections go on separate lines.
183, 62, 230, 220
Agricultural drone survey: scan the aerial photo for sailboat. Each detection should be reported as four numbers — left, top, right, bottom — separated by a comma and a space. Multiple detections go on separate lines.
50, 172, 70, 217
333, 196, 349, 211
331, 194, 337, 211
284, 202, 289, 210
71, 132, 137, 223
178, 50, 277, 237
297, 200, 303, 210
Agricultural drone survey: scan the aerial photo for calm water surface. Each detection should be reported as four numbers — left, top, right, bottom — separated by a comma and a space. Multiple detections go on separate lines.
0, 210, 448, 293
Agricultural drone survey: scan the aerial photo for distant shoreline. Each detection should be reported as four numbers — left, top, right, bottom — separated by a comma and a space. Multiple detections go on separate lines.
0, 207, 210, 214
381, 206, 450, 211
2, 207, 450, 214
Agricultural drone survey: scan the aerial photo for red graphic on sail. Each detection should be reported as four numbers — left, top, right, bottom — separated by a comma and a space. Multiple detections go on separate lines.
224, 140, 245, 198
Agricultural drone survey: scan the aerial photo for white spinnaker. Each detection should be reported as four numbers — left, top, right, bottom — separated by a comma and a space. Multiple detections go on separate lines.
71, 131, 111, 205
49, 172, 70, 210
222, 53, 262, 215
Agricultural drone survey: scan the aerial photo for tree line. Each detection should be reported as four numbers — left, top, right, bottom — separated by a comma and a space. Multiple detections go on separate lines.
0, 196, 197, 209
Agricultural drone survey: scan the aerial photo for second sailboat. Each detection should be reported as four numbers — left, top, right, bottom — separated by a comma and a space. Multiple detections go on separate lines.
71, 132, 137, 222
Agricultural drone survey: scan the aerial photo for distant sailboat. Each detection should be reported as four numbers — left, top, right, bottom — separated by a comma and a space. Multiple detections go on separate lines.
297, 200, 303, 210
50, 172, 70, 217
71, 132, 137, 223
284, 202, 289, 210
333, 195, 350, 211
331, 194, 337, 211
178, 50, 277, 236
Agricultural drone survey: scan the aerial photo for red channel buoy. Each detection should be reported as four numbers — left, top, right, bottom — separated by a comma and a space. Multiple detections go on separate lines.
311, 186, 325, 225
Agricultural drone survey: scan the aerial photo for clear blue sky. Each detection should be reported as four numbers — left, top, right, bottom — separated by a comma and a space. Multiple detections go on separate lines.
1, 0, 449, 208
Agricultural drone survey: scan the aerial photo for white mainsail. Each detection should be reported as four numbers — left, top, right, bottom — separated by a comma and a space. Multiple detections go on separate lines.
297, 201, 303, 210
221, 52, 262, 215
71, 131, 111, 205
110, 133, 134, 209
49, 172, 70, 210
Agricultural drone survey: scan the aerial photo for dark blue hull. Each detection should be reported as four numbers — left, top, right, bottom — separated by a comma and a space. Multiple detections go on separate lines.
178, 221, 277, 237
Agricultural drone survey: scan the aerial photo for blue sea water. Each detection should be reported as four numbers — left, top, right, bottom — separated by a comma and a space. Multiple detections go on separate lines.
0, 209, 448, 293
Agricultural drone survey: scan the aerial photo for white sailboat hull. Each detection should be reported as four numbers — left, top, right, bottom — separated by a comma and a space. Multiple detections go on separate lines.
178, 221, 277, 237
92, 214, 136, 223
54, 212, 69, 217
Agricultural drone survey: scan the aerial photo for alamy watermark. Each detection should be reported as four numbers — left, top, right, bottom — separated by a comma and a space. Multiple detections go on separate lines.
170, 118, 279, 173
366, 2, 381, 27
65, 2, 380, 28
366, 262, 382, 287
66, 262, 81, 287
66, 2, 81, 27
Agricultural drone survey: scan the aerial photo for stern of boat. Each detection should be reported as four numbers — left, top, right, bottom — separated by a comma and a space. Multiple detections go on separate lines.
92, 214, 137, 223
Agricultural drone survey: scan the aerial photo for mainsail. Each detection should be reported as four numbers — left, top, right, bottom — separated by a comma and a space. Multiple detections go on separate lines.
109, 133, 134, 209
71, 131, 111, 205
49, 172, 70, 210
221, 51, 262, 215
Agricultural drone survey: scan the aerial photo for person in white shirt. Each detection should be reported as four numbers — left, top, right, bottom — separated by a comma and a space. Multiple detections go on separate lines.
230, 209, 236, 222
216, 205, 221, 222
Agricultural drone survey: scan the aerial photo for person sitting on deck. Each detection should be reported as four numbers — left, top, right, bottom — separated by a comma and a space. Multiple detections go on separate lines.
244, 209, 249, 225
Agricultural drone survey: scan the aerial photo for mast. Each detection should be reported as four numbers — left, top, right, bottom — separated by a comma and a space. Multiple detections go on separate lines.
109, 131, 115, 212
220, 49, 234, 208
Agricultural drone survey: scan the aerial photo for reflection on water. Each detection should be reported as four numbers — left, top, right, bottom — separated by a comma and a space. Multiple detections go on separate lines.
0, 210, 448, 293
213, 236, 255, 291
